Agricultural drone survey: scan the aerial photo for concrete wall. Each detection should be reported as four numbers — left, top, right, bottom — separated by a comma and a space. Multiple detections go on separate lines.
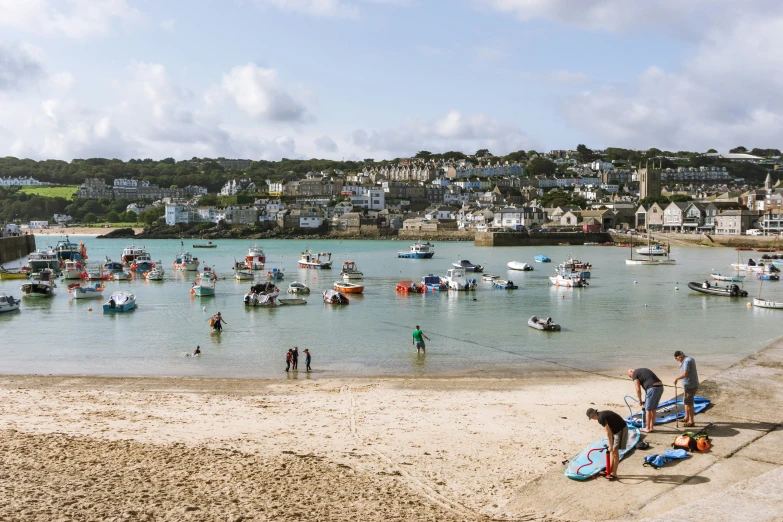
397, 229, 475, 241
329, 227, 397, 239
475, 231, 612, 247
0, 234, 36, 264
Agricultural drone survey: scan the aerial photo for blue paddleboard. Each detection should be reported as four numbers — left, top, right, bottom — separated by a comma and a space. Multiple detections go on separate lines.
565, 425, 641, 480
625, 396, 710, 428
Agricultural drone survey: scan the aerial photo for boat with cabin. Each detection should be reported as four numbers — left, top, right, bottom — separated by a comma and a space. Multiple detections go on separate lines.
55, 237, 87, 263
0, 293, 20, 313
244, 282, 280, 307
191, 266, 217, 297
193, 241, 217, 248
507, 261, 533, 271
129, 252, 153, 273
103, 292, 136, 312
549, 273, 588, 287
334, 281, 364, 294
70, 282, 104, 300
102, 257, 124, 273
27, 248, 60, 273
756, 272, 780, 281
421, 274, 447, 291
144, 264, 165, 281
397, 242, 435, 259
20, 269, 56, 297
121, 246, 147, 266
687, 281, 747, 297
246, 245, 266, 270
340, 261, 363, 280
452, 260, 484, 273
534, 255, 551, 263
636, 244, 667, 256
444, 268, 477, 291
323, 289, 349, 304
299, 250, 332, 269
287, 281, 311, 294
626, 238, 676, 266
173, 252, 200, 271
528, 316, 561, 331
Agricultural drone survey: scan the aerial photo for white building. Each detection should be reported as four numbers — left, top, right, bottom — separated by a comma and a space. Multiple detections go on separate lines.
53, 214, 72, 224
0, 176, 44, 186
349, 188, 385, 210
220, 179, 256, 196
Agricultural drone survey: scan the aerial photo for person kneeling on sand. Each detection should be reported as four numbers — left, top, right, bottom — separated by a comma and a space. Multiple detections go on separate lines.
586, 408, 628, 481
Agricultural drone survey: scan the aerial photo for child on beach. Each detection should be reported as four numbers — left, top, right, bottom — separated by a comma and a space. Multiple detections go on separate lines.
286, 349, 292, 372
304, 349, 311, 372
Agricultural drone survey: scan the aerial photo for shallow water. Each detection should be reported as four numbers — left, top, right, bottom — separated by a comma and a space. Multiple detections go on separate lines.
1, 237, 780, 379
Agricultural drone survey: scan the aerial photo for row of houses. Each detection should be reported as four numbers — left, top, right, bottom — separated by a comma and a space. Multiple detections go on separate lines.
77, 178, 208, 200
635, 201, 755, 235
0, 176, 46, 186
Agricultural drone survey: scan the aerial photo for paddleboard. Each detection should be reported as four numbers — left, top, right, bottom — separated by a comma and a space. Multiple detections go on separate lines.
565, 425, 641, 481
625, 396, 710, 428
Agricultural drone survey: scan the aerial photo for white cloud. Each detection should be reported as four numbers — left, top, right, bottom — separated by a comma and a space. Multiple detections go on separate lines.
314, 135, 339, 153
213, 63, 311, 122
0, 41, 44, 90
254, 0, 359, 19
349, 110, 533, 157
0, 0, 141, 39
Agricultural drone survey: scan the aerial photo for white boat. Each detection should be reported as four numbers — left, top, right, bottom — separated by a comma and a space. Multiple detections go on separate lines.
20, 269, 56, 297
627, 238, 675, 266
340, 261, 363, 280
130, 252, 153, 273
86, 267, 113, 281
753, 297, 783, 309
549, 273, 587, 287
636, 244, 667, 256
482, 274, 500, 281
288, 281, 311, 294
444, 267, 477, 291
323, 289, 349, 304
711, 273, 745, 282
112, 271, 131, 281
28, 248, 60, 273
507, 261, 533, 271
71, 283, 104, 300
397, 242, 435, 259
121, 245, 147, 266
0, 293, 20, 313
528, 315, 561, 331
299, 250, 332, 269
246, 245, 266, 270
173, 251, 200, 271
145, 264, 165, 281
61, 260, 84, 280
191, 266, 217, 297
244, 282, 279, 307
103, 291, 136, 312
234, 270, 255, 281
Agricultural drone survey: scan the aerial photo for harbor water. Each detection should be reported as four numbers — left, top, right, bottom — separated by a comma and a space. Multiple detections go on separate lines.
1, 237, 780, 379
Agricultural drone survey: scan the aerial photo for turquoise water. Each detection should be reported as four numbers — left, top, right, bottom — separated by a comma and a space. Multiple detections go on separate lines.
1, 237, 780, 379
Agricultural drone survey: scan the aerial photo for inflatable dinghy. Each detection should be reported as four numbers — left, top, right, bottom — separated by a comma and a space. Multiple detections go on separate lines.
565, 425, 641, 480
625, 396, 710, 428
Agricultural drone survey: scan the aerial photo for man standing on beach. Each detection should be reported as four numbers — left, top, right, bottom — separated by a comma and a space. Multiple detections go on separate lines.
412, 325, 430, 354
628, 368, 664, 433
304, 349, 311, 372
674, 351, 699, 427
292, 347, 299, 370
286, 349, 293, 372
586, 408, 628, 481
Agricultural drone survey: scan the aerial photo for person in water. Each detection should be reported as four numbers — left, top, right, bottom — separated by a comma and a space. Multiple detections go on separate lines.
285, 349, 293, 372
192, 345, 201, 357
304, 349, 311, 372
412, 325, 430, 354
292, 346, 299, 370
586, 408, 628, 481
212, 312, 227, 332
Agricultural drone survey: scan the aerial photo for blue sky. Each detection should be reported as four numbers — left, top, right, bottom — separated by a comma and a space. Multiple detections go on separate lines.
1, 0, 782, 161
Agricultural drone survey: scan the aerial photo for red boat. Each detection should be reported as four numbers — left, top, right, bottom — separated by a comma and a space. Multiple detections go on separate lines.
735, 247, 753, 251
757, 248, 776, 252
396, 280, 424, 293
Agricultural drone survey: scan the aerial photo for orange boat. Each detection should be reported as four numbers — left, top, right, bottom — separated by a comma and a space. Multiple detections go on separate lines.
334, 281, 364, 294
396, 280, 424, 293
735, 247, 753, 251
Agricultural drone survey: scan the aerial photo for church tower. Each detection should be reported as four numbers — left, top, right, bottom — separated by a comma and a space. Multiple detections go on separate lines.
765, 171, 772, 192
639, 161, 662, 200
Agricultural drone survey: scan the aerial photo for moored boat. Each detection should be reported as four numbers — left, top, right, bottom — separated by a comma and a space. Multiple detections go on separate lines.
0, 266, 30, 280
102, 257, 124, 273
0, 293, 20, 313
397, 279, 425, 293
278, 298, 307, 306
528, 316, 560, 331
420, 274, 446, 291
340, 261, 363, 280
507, 261, 533, 271
244, 282, 279, 307
481, 274, 500, 281
129, 252, 153, 273
144, 264, 165, 281
549, 273, 587, 287
173, 252, 200, 271
636, 244, 667, 256
334, 281, 364, 294
323, 289, 349, 304
756, 272, 780, 281
20, 269, 56, 297
534, 255, 551, 263
245, 245, 266, 270
191, 266, 217, 296
121, 246, 147, 266
55, 236, 87, 263
299, 250, 332, 269
452, 259, 484, 272
288, 281, 311, 294
112, 271, 131, 281
397, 242, 435, 259
444, 268, 477, 291
711, 273, 745, 282
71, 283, 104, 300
492, 279, 518, 289
193, 241, 217, 248
103, 292, 136, 312
753, 297, 783, 309
28, 248, 60, 273
234, 269, 254, 281
687, 281, 747, 297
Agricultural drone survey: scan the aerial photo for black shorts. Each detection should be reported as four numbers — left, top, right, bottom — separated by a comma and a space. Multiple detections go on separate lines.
684, 386, 698, 406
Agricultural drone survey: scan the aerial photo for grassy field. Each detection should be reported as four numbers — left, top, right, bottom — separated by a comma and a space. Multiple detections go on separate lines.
19, 185, 79, 200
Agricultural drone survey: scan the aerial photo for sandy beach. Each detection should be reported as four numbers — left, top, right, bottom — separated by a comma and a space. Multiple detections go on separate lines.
26, 227, 144, 237
1, 347, 781, 521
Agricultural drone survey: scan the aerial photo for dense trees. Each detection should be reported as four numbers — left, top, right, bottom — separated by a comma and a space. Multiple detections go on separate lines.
526, 157, 557, 176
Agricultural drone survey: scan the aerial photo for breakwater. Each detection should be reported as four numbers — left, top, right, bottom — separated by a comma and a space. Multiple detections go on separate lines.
0, 234, 35, 264
474, 231, 611, 247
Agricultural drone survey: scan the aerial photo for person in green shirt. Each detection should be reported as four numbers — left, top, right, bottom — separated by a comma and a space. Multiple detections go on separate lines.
412, 325, 430, 354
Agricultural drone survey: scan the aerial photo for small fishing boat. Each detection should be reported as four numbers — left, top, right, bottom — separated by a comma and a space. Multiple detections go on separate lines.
278, 298, 307, 306
444, 268, 477, 291
627, 237, 676, 265
397, 241, 435, 259
191, 266, 217, 297
421, 274, 447, 291
397, 280, 425, 293
54, 236, 87, 263
323, 289, 349, 304
173, 252, 200, 271
452, 259, 484, 273
735, 247, 753, 251
507, 261, 533, 271
557, 259, 592, 278
299, 250, 332, 269
753, 297, 783, 309
121, 246, 147, 266
757, 248, 776, 252
144, 264, 165, 281
340, 261, 363, 280
85, 267, 113, 281
71, 282, 104, 300
192, 241, 217, 248
28, 248, 60, 273
245, 245, 266, 270
112, 271, 131, 281
549, 273, 587, 287
244, 282, 279, 307
492, 279, 518, 289
20, 269, 56, 297
756, 272, 780, 281
288, 281, 311, 295
481, 274, 500, 281
0, 293, 20, 313
528, 316, 561, 331
711, 273, 745, 282
129, 252, 153, 273
234, 269, 255, 281
0, 266, 30, 280
334, 281, 364, 294
59, 260, 83, 280
266, 267, 285, 280
687, 281, 748, 297
102, 257, 124, 273
534, 255, 551, 263
636, 244, 667, 256
103, 292, 136, 312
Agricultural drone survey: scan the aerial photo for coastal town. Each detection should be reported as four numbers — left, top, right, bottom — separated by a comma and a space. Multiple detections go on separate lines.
3, 148, 783, 238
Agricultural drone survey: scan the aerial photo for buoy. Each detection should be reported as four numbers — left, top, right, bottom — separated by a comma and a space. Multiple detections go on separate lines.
87, 307, 92, 312
561, 295, 565, 299
747, 302, 753, 307
644, 304, 648, 307
634, 281, 638, 284
202, 306, 206, 312
675, 287, 679, 290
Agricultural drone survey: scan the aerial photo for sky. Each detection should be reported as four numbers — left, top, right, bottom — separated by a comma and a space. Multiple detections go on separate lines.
1, 0, 782, 162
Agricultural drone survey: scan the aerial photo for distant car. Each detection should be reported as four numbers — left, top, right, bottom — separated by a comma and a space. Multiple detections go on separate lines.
747, 229, 763, 236
540, 228, 549, 233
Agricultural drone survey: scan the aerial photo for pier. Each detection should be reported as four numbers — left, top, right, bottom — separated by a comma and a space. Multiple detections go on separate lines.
475, 231, 611, 247
0, 234, 35, 264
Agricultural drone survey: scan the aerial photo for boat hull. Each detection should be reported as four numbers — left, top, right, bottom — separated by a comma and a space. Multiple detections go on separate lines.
0, 271, 29, 280
192, 287, 215, 296
298, 262, 332, 269
334, 284, 364, 294
507, 262, 533, 271
625, 259, 676, 265
397, 252, 434, 259
72, 288, 103, 299
103, 302, 136, 312
753, 298, 783, 309
711, 274, 744, 282
687, 282, 748, 297
20, 284, 54, 297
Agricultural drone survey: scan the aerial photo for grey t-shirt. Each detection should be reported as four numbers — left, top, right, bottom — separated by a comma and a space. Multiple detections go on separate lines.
680, 356, 699, 389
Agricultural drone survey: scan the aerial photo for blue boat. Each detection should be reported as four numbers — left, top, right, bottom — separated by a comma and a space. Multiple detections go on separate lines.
55, 236, 86, 262
103, 292, 136, 312
492, 279, 518, 289
565, 425, 641, 480
756, 272, 780, 281
534, 255, 551, 263
421, 274, 447, 291
625, 396, 711, 428
397, 242, 435, 259
102, 257, 124, 273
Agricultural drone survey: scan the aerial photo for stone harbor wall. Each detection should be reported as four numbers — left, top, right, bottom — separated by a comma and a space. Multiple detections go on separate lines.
0, 234, 36, 265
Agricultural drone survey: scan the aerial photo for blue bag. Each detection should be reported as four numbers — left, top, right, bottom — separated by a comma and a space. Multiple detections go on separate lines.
643, 449, 691, 469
